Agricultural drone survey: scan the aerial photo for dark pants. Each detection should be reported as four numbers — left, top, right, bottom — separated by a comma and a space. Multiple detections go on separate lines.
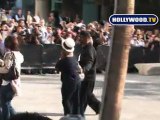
61, 80, 80, 115
0, 84, 16, 120
80, 80, 101, 116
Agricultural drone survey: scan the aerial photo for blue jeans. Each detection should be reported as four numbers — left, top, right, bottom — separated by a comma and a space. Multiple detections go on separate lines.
0, 83, 16, 120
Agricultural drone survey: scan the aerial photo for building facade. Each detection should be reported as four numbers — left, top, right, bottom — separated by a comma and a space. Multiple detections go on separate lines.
1, 0, 159, 25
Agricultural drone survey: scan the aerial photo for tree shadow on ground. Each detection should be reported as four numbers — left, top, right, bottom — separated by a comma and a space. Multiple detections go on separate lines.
124, 82, 160, 100
39, 113, 96, 117
94, 79, 160, 100
40, 113, 63, 116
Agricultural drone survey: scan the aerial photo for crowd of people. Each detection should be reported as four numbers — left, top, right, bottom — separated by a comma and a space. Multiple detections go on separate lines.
0, 8, 112, 57
131, 28, 160, 48
0, 8, 160, 60
0, 8, 107, 120
0, 7, 160, 120
130, 28, 160, 64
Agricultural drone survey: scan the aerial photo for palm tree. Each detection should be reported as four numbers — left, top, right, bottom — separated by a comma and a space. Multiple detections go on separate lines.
100, 0, 135, 120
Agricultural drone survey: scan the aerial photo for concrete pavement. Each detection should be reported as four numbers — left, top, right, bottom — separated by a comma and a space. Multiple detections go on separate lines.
12, 73, 160, 120
121, 74, 160, 120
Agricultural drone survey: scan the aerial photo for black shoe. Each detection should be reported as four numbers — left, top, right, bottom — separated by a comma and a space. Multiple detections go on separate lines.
95, 110, 100, 115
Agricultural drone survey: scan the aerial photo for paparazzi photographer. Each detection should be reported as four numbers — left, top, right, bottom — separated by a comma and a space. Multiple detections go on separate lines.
52, 28, 63, 45
15, 26, 27, 45
14, 23, 33, 46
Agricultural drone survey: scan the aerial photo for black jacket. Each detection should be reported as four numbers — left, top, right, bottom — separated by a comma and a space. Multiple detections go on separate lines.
56, 57, 80, 83
79, 44, 96, 81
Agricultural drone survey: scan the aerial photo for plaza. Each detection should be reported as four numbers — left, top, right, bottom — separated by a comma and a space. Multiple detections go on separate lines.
12, 73, 160, 120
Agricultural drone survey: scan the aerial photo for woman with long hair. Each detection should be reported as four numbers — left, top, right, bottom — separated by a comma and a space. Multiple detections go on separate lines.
0, 35, 24, 120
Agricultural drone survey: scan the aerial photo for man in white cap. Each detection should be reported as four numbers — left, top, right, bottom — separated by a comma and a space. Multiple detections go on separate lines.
56, 38, 81, 115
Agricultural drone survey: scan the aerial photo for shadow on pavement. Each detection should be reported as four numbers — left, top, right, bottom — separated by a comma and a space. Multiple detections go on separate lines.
124, 82, 160, 100
94, 79, 160, 100
40, 113, 96, 117
40, 113, 63, 116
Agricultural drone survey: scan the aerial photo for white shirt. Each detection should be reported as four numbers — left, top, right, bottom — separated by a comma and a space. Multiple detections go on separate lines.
0, 51, 24, 86
131, 38, 145, 47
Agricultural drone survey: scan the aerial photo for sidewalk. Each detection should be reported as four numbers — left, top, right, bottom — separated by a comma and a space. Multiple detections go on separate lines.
12, 74, 160, 120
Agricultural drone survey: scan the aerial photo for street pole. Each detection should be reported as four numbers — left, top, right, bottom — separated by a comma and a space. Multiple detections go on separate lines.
100, 0, 135, 120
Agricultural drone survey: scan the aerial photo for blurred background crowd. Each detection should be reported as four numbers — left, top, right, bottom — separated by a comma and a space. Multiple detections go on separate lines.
0, 8, 112, 56
0, 8, 160, 64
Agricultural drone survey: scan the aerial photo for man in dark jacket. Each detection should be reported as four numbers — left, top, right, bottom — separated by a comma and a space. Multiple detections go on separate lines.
79, 31, 101, 116
56, 38, 81, 115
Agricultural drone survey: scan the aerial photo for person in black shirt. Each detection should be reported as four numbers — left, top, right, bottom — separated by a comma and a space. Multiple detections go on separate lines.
56, 38, 81, 115
79, 31, 101, 116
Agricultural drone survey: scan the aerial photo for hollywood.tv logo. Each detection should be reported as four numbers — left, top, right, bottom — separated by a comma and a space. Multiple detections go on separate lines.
109, 14, 159, 26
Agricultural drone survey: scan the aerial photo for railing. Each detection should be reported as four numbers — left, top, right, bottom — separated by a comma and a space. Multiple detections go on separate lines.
20, 44, 82, 71
96, 45, 160, 71
20, 44, 160, 72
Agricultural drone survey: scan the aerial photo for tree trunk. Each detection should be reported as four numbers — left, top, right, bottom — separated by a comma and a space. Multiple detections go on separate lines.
100, 0, 135, 120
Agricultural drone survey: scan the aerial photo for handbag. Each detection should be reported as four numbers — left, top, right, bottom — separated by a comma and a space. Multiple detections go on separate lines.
3, 52, 19, 81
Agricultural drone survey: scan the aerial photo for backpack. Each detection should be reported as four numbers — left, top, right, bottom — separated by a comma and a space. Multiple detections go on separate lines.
2, 52, 19, 81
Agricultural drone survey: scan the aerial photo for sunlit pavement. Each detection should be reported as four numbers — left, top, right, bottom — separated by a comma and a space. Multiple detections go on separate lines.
12, 73, 160, 120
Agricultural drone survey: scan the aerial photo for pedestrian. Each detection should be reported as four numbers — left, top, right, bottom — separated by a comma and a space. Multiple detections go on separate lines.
79, 31, 101, 116
0, 35, 24, 120
56, 38, 81, 115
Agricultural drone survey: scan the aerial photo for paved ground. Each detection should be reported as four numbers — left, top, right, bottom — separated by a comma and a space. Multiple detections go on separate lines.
12, 73, 160, 120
